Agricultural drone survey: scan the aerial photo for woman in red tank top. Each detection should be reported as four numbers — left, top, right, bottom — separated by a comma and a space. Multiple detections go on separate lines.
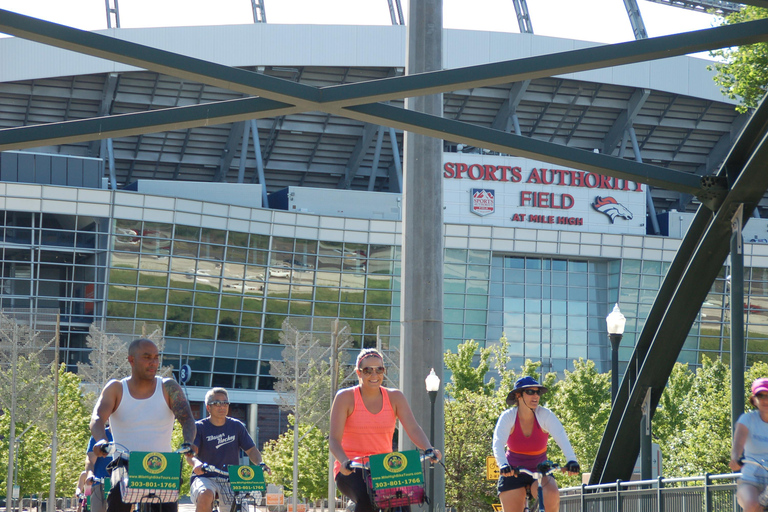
329, 348, 443, 512
492, 376, 580, 512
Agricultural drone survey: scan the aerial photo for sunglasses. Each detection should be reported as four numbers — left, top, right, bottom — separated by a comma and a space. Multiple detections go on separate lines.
209, 400, 230, 406
523, 389, 542, 396
360, 366, 386, 375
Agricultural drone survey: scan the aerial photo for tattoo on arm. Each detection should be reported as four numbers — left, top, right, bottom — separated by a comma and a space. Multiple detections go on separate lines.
164, 379, 196, 443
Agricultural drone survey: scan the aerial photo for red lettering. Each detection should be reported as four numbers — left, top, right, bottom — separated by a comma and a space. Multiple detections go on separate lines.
521, 191, 533, 206
537, 192, 550, 208
496, 166, 510, 182
511, 167, 523, 183
554, 169, 567, 185
572, 171, 584, 187
599, 174, 613, 189
455, 163, 467, 179
540, 169, 554, 185
585, 173, 598, 188
483, 165, 499, 181
634, 181, 643, 192
527, 168, 542, 184
467, 164, 484, 180
443, 162, 455, 178
561, 194, 574, 210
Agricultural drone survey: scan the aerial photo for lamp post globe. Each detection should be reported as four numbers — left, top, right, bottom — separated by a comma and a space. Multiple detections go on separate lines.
606, 304, 626, 403
425, 368, 440, 512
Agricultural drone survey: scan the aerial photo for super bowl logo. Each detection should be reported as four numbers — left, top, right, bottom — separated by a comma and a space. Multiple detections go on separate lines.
470, 188, 495, 216
382, 452, 408, 474
142, 453, 168, 475
237, 466, 255, 480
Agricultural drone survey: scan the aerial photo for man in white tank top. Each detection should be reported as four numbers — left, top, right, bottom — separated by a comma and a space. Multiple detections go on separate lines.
90, 338, 196, 512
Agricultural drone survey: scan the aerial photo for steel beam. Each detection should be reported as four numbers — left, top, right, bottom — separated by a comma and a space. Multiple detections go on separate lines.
319, 19, 768, 107
0, 9, 318, 106
345, 102, 702, 194
337, 123, 377, 189
590, 91, 768, 484
2, 9, 768, 112
0, 97, 299, 151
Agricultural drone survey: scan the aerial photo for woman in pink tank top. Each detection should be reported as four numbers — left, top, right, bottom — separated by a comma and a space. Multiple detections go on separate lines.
491, 376, 580, 512
329, 348, 443, 512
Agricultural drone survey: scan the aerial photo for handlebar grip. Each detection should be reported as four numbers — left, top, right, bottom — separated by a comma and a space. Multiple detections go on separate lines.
201, 463, 229, 477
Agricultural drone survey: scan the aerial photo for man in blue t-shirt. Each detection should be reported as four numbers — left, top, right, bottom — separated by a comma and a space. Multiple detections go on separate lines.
187, 387, 270, 512
85, 425, 113, 512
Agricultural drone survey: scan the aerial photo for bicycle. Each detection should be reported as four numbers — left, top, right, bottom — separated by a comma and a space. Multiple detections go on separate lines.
195, 463, 265, 512
510, 461, 562, 512
101, 442, 192, 512
739, 456, 768, 507
346, 449, 442, 512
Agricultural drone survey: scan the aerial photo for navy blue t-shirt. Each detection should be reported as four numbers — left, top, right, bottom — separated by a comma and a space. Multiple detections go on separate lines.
87, 427, 114, 479
192, 417, 256, 481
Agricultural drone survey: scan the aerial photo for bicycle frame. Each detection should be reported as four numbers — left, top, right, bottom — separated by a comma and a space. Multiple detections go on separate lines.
348, 451, 438, 512
516, 462, 561, 512
197, 463, 263, 512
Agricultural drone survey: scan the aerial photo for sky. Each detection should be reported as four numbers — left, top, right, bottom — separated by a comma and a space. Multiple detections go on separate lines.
0, 0, 720, 47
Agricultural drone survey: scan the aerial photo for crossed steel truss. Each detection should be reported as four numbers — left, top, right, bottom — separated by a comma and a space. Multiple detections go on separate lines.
2, 4, 768, 482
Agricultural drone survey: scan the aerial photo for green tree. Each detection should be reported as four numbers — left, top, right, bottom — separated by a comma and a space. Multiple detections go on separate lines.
172, 421, 193, 496
260, 415, 329, 503
710, 7, 768, 113
444, 339, 493, 396
53, 365, 92, 497
653, 361, 695, 466
546, 358, 610, 487
663, 357, 732, 476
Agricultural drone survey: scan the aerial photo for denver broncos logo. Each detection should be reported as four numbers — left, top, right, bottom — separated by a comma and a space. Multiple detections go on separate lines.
592, 196, 633, 223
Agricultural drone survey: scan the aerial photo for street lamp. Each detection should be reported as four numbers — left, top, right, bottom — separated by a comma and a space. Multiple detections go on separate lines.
425, 368, 440, 512
606, 304, 626, 403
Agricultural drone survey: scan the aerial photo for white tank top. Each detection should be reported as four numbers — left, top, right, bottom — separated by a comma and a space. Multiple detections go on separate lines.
110, 376, 175, 453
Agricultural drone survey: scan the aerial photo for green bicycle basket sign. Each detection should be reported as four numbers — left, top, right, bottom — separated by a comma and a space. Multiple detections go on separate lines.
127, 452, 181, 490
227, 465, 266, 492
368, 450, 424, 491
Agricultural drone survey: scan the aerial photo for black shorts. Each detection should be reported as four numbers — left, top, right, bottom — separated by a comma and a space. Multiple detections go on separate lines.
498, 472, 535, 494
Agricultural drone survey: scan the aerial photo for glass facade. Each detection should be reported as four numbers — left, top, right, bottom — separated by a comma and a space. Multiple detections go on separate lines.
3, 182, 768, 411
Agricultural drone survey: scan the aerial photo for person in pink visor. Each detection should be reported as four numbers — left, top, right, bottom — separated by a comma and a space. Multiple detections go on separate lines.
730, 377, 768, 512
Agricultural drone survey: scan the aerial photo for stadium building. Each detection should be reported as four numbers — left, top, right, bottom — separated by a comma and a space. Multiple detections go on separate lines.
1, 4, 767, 444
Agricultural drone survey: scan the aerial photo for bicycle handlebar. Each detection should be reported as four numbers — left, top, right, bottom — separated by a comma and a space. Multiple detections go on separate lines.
739, 457, 768, 471
201, 463, 230, 477
99, 441, 193, 458
515, 462, 561, 480
499, 461, 562, 479
347, 451, 442, 471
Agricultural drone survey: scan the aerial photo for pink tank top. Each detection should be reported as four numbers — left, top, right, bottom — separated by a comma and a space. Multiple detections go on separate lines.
507, 413, 548, 456
334, 386, 396, 476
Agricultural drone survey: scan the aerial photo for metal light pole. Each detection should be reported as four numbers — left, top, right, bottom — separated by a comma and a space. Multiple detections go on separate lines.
606, 304, 626, 404
425, 368, 440, 512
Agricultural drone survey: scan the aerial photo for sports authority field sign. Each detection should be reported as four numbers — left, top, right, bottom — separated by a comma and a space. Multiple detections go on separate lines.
443, 154, 646, 235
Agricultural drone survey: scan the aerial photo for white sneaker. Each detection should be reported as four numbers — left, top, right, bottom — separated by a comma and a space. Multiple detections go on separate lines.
345, 500, 355, 512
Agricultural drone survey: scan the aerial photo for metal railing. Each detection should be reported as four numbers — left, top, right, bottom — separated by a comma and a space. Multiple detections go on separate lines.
560, 473, 741, 512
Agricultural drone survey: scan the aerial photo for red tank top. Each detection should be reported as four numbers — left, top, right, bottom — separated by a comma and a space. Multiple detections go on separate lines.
507, 413, 548, 456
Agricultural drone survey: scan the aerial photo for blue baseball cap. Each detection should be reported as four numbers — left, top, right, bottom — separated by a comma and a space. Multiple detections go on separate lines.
506, 376, 548, 406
